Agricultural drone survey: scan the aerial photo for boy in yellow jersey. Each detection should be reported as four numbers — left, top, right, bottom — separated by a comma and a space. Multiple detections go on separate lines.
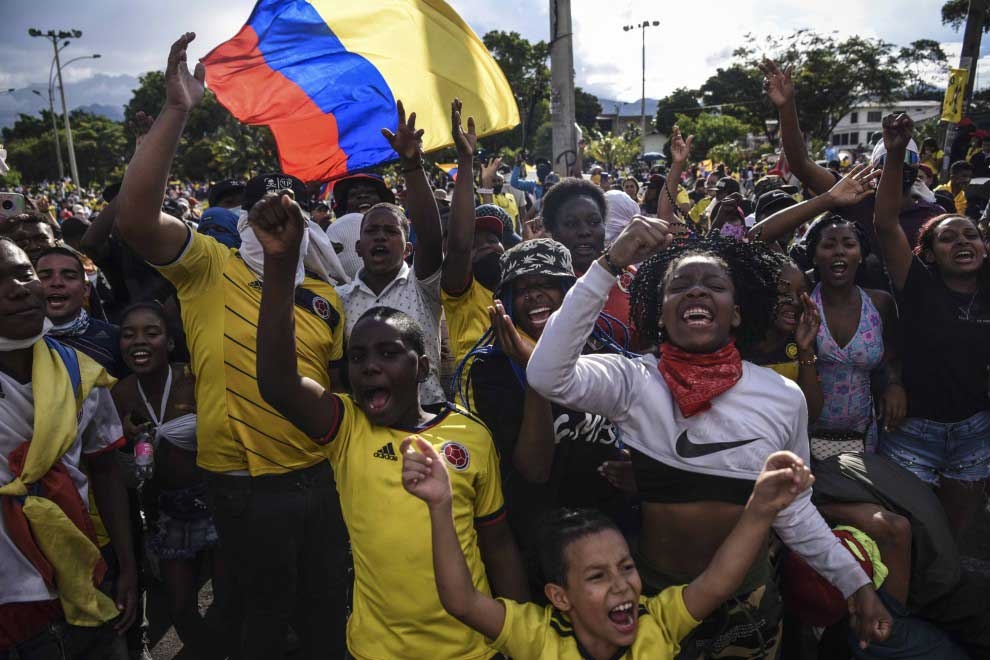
402, 441, 816, 660
113, 34, 349, 659
250, 190, 529, 659
440, 101, 506, 368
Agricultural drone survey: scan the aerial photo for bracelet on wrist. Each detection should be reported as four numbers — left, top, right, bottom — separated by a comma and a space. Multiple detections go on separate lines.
601, 246, 623, 276
798, 354, 818, 367
477, 187, 494, 195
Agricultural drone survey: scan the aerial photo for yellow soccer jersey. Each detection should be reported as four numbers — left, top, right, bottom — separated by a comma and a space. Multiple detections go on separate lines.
156, 231, 345, 475
442, 277, 495, 369
493, 586, 700, 660
323, 395, 503, 660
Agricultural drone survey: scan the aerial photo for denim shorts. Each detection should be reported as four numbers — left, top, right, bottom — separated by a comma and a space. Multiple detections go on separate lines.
878, 410, 990, 484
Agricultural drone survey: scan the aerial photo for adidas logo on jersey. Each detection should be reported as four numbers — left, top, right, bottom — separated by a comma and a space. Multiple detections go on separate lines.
374, 442, 398, 461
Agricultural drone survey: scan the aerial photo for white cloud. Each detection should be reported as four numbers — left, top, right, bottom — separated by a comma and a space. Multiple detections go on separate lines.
0, 0, 982, 115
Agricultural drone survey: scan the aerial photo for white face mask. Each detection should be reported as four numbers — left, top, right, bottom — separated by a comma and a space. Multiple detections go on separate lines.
0, 318, 53, 351
910, 180, 936, 204
237, 209, 310, 286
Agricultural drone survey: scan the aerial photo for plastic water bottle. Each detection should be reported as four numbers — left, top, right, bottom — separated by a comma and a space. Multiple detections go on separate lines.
134, 428, 155, 481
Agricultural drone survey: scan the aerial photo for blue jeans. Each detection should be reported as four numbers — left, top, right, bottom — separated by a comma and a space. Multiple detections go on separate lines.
879, 410, 990, 484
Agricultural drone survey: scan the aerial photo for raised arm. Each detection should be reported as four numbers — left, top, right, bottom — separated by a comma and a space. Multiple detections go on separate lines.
252, 192, 341, 439
748, 163, 879, 243
527, 217, 671, 415
794, 293, 824, 422
659, 127, 693, 221
79, 197, 117, 263
401, 436, 507, 641
760, 59, 835, 195
116, 33, 203, 265
684, 451, 812, 620
381, 101, 442, 279
874, 114, 916, 291
442, 99, 479, 295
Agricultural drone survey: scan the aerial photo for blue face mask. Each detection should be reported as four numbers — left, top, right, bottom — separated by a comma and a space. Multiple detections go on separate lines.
198, 207, 241, 248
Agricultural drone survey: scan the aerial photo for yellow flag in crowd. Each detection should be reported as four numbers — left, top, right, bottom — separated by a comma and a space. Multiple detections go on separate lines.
942, 68, 970, 123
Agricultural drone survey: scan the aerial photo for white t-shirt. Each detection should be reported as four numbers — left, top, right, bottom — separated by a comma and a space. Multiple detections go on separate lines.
527, 261, 872, 599
335, 262, 445, 405
0, 373, 124, 605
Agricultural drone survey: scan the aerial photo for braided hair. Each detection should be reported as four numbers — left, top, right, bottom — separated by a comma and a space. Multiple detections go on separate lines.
628, 235, 780, 352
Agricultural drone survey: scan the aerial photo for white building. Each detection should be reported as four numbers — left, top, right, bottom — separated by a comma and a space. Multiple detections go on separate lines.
829, 100, 941, 149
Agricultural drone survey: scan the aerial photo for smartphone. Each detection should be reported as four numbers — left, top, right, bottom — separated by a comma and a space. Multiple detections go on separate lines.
0, 192, 25, 219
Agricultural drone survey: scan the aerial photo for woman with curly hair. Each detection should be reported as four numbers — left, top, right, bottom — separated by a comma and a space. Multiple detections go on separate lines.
875, 113, 990, 541
527, 221, 890, 657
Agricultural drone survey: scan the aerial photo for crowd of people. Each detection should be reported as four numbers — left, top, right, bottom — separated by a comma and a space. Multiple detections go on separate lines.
1, 31, 989, 660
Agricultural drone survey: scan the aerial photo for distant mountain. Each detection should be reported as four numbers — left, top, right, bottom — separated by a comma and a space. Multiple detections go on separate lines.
0, 73, 138, 129
77, 103, 126, 121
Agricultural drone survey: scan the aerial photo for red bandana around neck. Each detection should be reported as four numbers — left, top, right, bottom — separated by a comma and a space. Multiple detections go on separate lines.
657, 341, 743, 417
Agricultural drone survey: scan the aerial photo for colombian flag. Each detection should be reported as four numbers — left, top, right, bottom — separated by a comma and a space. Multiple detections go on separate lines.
203, 0, 519, 183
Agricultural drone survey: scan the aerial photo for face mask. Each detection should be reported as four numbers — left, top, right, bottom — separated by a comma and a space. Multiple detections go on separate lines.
237, 209, 310, 286
901, 168, 917, 194
721, 223, 746, 241
0, 318, 52, 351
910, 180, 936, 204
473, 251, 502, 290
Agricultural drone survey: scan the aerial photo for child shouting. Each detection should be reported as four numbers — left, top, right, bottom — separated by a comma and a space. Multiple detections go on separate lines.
402, 437, 815, 660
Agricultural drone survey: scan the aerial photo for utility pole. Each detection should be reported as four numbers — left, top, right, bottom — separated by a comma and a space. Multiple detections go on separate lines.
550, 0, 577, 177
29, 28, 82, 187
941, 0, 989, 180
623, 20, 659, 154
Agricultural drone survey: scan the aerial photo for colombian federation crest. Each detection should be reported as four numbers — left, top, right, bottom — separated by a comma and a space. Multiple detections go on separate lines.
441, 441, 471, 471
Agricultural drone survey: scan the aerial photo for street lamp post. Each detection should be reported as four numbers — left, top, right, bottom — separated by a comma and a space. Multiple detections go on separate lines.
622, 20, 659, 154
29, 28, 83, 187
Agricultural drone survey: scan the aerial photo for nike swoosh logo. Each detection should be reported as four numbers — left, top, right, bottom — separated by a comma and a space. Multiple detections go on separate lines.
675, 430, 760, 458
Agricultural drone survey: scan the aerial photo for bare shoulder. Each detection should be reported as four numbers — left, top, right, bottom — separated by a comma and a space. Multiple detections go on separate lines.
864, 288, 895, 314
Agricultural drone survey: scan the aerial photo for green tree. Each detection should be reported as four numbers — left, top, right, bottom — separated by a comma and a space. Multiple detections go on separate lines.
124, 72, 278, 181
2, 110, 125, 186
899, 39, 949, 98
482, 30, 551, 151
699, 65, 769, 134
574, 87, 602, 129
735, 30, 906, 143
586, 129, 639, 170
655, 88, 702, 136
941, 0, 990, 31
671, 112, 748, 161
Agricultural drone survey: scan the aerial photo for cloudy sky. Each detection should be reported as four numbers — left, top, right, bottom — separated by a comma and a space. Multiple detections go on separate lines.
0, 0, 987, 126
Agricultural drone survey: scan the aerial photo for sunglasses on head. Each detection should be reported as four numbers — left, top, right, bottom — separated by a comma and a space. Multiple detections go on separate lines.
875, 150, 920, 167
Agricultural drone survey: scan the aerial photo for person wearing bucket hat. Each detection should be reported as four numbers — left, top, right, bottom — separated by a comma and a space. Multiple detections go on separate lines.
439, 100, 510, 369
458, 238, 636, 588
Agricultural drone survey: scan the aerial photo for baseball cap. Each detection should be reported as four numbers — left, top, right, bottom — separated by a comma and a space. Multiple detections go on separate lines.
715, 177, 741, 195
755, 189, 798, 222
473, 202, 505, 237
208, 179, 246, 207
242, 173, 310, 211
871, 139, 920, 167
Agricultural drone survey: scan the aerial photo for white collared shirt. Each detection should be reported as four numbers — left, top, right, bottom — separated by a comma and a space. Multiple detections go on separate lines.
336, 262, 445, 404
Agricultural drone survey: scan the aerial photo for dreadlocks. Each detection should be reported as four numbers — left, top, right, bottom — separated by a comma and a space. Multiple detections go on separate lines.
629, 235, 780, 351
